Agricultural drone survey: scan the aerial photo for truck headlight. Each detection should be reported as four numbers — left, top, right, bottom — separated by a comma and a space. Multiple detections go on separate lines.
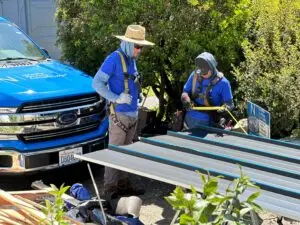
0, 107, 17, 114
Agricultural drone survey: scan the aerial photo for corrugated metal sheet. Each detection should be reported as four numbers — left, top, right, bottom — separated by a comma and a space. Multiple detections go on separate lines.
76, 126, 300, 220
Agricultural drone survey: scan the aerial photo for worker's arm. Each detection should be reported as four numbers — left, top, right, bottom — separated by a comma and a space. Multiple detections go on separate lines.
93, 53, 132, 104
219, 80, 234, 112
181, 72, 195, 109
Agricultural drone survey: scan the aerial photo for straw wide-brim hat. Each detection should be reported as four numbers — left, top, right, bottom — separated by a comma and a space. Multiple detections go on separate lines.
115, 25, 155, 46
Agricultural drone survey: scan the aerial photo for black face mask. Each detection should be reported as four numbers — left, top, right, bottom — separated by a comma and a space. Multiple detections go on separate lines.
195, 58, 210, 75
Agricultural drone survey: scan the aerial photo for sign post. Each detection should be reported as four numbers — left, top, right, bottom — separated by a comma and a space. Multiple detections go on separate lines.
247, 100, 271, 138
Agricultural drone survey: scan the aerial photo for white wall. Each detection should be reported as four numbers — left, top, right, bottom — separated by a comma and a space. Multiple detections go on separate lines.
0, 0, 61, 59
0, 0, 27, 31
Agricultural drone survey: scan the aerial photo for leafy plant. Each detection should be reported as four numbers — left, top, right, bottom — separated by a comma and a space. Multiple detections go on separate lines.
40, 184, 71, 225
166, 167, 262, 225
56, 0, 250, 121
233, 0, 300, 138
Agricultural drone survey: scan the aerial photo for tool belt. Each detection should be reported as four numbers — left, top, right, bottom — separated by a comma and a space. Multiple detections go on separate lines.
111, 114, 137, 133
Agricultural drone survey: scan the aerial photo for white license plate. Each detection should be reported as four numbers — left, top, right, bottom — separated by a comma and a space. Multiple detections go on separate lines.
59, 147, 83, 166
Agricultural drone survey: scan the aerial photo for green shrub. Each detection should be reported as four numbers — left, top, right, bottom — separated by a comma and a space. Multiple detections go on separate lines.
233, 0, 300, 138
56, 0, 250, 120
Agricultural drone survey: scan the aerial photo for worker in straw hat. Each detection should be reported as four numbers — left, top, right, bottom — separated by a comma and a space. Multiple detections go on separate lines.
93, 25, 154, 196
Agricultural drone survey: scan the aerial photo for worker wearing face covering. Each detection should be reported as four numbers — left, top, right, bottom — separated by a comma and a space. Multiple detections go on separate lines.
181, 52, 234, 129
93, 25, 154, 196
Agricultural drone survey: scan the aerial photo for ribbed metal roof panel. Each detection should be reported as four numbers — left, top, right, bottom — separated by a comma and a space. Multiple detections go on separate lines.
75, 127, 300, 220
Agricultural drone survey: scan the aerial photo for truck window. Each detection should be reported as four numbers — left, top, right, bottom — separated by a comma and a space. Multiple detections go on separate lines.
0, 23, 45, 60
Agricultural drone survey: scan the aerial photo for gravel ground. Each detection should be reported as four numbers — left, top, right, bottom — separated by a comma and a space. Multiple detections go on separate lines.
81, 165, 174, 224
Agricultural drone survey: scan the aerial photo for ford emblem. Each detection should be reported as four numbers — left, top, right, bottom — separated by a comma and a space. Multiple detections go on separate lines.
57, 112, 78, 125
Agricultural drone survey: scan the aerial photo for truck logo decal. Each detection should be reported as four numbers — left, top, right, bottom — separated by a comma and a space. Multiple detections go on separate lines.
57, 112, 78, 125
0, 73, 67, 82
23, 73, 67, 79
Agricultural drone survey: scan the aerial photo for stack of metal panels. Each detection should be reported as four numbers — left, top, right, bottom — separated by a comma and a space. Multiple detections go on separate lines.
76, 126, 300, 220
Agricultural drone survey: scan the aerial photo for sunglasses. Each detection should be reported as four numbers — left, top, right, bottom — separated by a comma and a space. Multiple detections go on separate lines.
134, 44, 144, 50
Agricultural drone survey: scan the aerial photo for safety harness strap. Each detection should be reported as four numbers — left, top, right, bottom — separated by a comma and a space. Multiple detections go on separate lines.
117, 51, 129, 94
109, 51, 137, 133
110, 51, 129, 116
191, 72, 223, 106
191, 71, 198, 97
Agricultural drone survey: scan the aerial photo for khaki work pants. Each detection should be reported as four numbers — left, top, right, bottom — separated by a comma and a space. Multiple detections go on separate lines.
104, 113, 138, 189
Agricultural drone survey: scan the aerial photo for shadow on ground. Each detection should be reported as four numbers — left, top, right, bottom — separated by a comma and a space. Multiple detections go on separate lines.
81, 165, 176, 225
0, 162, 91, 191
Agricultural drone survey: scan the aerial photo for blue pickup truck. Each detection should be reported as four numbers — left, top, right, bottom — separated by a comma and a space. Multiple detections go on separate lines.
0, 17, 108, 174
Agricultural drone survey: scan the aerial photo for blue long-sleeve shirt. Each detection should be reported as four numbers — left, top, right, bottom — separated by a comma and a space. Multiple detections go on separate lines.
93, 49, 139, 117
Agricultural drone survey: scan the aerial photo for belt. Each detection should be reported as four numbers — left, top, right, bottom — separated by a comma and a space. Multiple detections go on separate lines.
111, 115, 137, 133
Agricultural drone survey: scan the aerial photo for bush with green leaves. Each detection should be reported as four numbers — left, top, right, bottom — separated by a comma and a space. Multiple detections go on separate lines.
56, 0, 250, 120
40, 184, 71, 225
233, 0, 300, 138
166, 169, 262, 225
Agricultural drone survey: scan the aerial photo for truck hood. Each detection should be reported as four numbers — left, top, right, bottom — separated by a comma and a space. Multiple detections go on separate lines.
0, 60, 96, 107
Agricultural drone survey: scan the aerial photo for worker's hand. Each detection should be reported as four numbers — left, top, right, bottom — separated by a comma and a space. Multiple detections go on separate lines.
217, 104, 229, 113
181, 93, 192, 110
218, 100, 234, 113
116, 92, 132, 105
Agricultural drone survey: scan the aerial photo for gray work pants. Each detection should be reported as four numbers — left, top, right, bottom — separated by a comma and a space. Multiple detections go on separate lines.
104, 113, 138, 189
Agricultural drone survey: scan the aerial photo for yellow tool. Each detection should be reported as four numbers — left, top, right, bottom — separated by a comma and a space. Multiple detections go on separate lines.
193, 106, 224, 111
192, 106, 248, 134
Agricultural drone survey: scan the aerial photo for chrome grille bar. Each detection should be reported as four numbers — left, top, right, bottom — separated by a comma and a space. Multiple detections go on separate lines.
20, 94, 100, 112
21, 123, 99, 142
0, 101, 105, 124
0, 114, 104, 134
0, 93, 106, 142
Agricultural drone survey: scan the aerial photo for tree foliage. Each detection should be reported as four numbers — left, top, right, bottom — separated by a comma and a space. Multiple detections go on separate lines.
56, 0, 299, 137
233, 0, 300, 138
56, 0, 250, 120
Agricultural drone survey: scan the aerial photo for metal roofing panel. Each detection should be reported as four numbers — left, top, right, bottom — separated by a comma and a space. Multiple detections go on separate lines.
76, 149, 300, 220
109, 142, 300, 198
75, 126, 300, 220
194, 125, 300, 152
144, 135, 300, 176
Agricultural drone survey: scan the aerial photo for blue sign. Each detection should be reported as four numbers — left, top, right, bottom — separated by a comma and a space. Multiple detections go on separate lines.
247, 101, 271, 138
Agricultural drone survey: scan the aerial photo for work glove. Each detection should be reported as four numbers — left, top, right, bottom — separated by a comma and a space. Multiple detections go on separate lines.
116, 92, 132, 105
217, 105, 228, 113
217, 100, 234, 113
181, 93, 192, 110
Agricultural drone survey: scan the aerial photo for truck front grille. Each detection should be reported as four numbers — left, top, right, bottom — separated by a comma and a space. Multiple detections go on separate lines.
20, 122, 99, 142
19, 94, 100, 113
1, 93, 106, 143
